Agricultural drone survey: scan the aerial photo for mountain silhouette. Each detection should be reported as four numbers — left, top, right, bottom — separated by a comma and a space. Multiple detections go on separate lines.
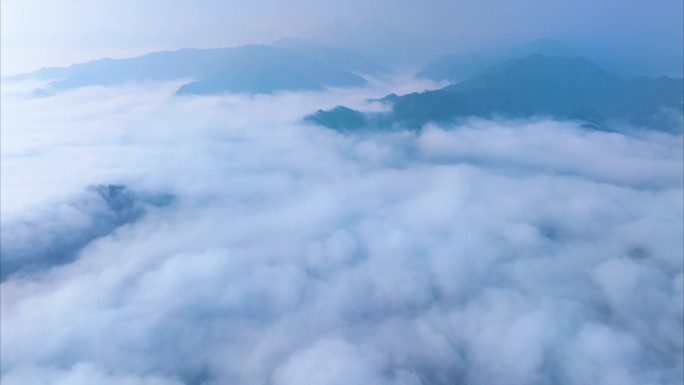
309, 55, 684, 131
10, 45, 369, 95
174, 45, 367, 95
418, 39, 683, 82
417, 39, 577, 82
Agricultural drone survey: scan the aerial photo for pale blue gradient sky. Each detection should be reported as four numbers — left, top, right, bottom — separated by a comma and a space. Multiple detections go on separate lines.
1, 0, 682, 75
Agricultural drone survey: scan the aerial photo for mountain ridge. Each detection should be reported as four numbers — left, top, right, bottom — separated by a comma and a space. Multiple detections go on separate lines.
8, 44, 373, 95
308, 54, 684, 132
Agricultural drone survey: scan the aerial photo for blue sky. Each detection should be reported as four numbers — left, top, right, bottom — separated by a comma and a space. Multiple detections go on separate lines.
2, 0, 682, 75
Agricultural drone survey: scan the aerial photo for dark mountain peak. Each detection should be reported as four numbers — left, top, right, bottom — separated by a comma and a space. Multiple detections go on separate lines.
369, 93, 400, 104
305, 105, 368, 131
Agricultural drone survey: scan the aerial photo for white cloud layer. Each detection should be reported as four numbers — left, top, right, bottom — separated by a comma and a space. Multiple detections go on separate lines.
1, 79, 682, 385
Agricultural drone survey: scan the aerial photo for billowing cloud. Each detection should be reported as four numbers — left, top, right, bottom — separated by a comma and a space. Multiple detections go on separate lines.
1, 78, 682, 385
0, 184, 173, 281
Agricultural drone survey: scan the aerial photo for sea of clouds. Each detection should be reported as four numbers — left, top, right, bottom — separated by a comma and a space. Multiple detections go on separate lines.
1, 77, 682, 385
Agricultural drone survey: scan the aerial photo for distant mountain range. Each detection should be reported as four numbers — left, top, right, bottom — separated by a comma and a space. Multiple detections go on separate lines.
418, 39, 684, 83
307, 55, 684, 132
7, 35, 682, 131
173, 45, 368, 95
293, 20, 682, 78
7, 44, 377, 95
417, 39, 577, 83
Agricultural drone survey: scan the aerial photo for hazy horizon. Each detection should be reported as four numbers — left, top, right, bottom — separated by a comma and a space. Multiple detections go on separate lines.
2, 0, 683, 76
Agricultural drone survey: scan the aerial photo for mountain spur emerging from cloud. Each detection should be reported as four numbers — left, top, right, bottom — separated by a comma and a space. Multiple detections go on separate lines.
309, 55, 684, 132
1, 184, 173, 282
1, 78, 682, 385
